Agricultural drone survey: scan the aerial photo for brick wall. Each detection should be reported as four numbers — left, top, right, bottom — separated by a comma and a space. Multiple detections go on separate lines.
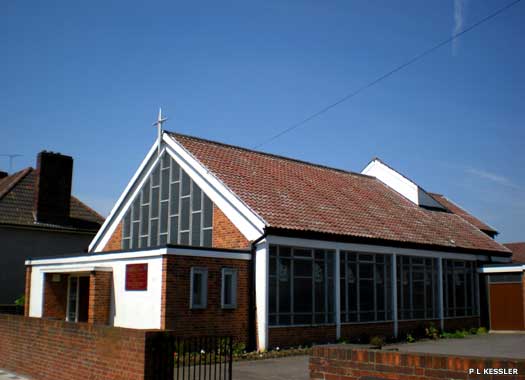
161, 255, 250, 344
0, 314, 167, 380
310, 345, 525, 380
42, 273, 68, 319
270, 325, 337, 348
444, 317, 480, 332
24, 266, 31, 316
212, 205, 250, 249
341, 322, 394, 341
88, 271, 112, 325
102, 222, 122, 251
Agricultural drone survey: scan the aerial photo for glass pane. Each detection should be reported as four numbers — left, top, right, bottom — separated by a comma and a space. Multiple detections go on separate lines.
192, 183, 202, 211
162, 152, 170, 168
142, 179, 150, 204
191, 213, 201, 246
203, 229, 212, 247
150, 219, 158, 246
224, 274, 232, 305
180, 231, 190, 245
152, 166, 160, 187
132, 222, 139, 248
181, 171, 190, 196
122, 212, 131, 238
293, 277, 312, 313
161, 169, 170, 200
140, 205, 149, 235
278, 259, 291, 312
122, 238, 130, 250
132, 197, 140, 221
193, 272, 202, 306
160, 202, 169, 233
169, 216, 179, 244
269, 276, 277, 313
151, 188, 159, 218
295, 260, 312, 277
171, 161, 180, 182
203, 195, 213, 228
170, 183, 179, 215
159, 234, 167, 245
180, 198, 190, 230
140, 236, 148, 248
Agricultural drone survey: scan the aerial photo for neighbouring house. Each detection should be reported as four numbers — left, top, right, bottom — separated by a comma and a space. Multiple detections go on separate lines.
504, 242, 525, 264
0, 151, 104, 304
24, 131, 516, 351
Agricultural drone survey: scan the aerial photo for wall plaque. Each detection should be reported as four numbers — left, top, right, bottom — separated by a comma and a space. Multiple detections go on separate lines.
125, 263, 148, 291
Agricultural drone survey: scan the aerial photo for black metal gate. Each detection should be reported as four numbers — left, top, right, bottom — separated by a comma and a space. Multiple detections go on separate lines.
174, 336, 233, 380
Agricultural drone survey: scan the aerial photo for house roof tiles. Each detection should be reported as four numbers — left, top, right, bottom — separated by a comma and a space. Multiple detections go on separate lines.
170, 132, 509, 255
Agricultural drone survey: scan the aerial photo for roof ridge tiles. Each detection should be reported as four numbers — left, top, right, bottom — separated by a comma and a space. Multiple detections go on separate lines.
0, 167, 33, 201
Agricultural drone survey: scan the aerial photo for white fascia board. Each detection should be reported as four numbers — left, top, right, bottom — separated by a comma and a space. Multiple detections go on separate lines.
163, 134, 266, 241
478, 265, 525, 273
266, 235, 496, 262
26, 247, 251, 267
362, 160, 419, 204
89, 141, 159, 252
42, 266, 113, 273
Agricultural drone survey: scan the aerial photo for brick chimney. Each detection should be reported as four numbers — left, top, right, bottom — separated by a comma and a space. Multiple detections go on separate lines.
34, 151, 73, 224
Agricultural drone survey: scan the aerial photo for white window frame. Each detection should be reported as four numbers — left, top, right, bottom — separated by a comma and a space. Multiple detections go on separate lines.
190, 267, 208, 309
221, 268, 238, 309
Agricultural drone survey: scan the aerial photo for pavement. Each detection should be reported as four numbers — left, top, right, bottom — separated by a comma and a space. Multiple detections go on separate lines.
0, 370, 30, 380
388, 333, 525, 359
233, 355, 309, 380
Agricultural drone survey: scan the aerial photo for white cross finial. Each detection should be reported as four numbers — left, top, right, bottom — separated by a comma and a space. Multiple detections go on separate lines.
153, 108, 168, 155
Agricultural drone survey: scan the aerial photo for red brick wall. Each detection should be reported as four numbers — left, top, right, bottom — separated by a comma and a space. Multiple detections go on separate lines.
24, 266, 31, 316
88, 271, 112, 325
42, 273, 68, 319
102, 222, 122, 251
269, 325, 337, 348
341, 322, 395, 341
0, 314, 163, 380
310, 345, 525, 380
161, 255, 250, 344
443, 317, 480, 331
212, 205, 249, 249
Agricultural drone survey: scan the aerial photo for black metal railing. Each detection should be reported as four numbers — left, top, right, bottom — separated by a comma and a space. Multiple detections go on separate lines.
0, 304, 24, 315
174, 336, 232, 380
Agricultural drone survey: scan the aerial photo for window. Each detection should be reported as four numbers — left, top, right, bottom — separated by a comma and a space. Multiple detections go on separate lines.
190, 267, 208, 309
489, 273, 522, 283
397, 256, 438, 320
122, 151, 214, 249
269, 245, 334, 326
443, 260, 478, 317
340, 252, 392, 323
221, 268, 238, 309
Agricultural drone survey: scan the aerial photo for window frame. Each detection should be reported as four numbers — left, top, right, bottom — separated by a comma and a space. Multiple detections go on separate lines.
221, 268, 238, 309
190, 267, 208, 309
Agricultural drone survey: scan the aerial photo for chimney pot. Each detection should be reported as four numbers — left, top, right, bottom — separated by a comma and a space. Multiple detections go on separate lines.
34, 151, 73, 225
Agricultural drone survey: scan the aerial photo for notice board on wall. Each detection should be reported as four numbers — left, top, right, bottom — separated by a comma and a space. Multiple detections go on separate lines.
125, 263, 148, 291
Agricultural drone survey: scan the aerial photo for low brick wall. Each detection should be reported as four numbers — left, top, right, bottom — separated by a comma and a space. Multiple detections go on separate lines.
0, 314, 168, 380
310, 345, 525, 380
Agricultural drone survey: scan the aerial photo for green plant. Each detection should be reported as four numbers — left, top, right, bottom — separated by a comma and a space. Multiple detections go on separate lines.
441, 329, 468, 339
406, 334, 415, 343
477, 327, 488, 335
425, 323, 439, 340
14, 295, 25, 307
369, 336, 385, 349
232, 342, 246, 356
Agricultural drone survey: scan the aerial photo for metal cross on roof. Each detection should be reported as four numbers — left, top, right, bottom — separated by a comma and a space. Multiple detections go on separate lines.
153, 108, 168, 155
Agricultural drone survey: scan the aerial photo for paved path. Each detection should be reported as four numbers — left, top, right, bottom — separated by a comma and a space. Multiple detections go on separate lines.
0, 369, 30, 380
389, 333, 525, 359
233, 355, 309, 380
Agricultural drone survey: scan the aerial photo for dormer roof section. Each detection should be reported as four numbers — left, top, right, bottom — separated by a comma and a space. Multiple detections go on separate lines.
361, 158, 445, 210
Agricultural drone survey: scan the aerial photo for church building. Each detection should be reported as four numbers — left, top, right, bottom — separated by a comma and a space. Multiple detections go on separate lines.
24, 122, 517, 351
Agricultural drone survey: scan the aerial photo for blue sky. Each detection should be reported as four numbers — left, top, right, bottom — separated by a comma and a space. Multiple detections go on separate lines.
1, 0, 524, 242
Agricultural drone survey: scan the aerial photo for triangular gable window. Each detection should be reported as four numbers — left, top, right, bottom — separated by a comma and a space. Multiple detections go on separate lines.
121, 152, 213, 249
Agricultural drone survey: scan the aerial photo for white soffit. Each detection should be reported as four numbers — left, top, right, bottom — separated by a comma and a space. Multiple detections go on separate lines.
362, 159, 444, 209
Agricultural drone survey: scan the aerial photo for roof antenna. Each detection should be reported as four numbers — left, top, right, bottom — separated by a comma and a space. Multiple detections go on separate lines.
0, 154, 23, 172
152, 108, 168, 156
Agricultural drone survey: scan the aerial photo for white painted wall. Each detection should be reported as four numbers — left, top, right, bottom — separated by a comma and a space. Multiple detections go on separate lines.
254, 239, 269, 351
362, 159, 444, 209
28, 254, 164, 329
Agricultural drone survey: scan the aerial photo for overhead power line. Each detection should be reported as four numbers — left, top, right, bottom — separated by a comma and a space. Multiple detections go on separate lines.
253, 0, 522, 149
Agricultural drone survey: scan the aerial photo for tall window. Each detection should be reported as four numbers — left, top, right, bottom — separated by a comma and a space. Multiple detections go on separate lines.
443, 260, 478, 317
190, 267, 208, 309
269, 245, 334, 326
122, 152, 213, 249
397, 256, 438, 320
340, 252, 392, 323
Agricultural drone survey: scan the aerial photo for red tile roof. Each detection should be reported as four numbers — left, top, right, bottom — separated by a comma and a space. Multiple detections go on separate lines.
0, 168, 104, 231
504, 243, 525, 263
170, 132, 509, 255
429, 193, 497, 234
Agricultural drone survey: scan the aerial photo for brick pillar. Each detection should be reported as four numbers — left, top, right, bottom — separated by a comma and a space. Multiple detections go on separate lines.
24, 266, 32, 316
88, 271, 113, 325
